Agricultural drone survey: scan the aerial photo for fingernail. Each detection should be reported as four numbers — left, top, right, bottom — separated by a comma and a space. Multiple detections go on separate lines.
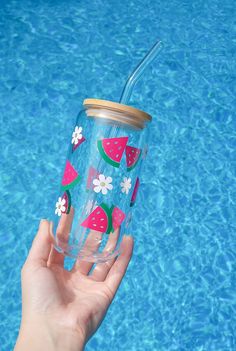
124, 234, 133, 239
39, 219, 47, 227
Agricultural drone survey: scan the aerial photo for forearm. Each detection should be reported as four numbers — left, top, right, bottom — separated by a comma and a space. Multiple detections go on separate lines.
14, 319, 85, 351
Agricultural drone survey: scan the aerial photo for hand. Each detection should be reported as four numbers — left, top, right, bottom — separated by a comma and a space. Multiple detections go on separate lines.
14, 218, 134, 351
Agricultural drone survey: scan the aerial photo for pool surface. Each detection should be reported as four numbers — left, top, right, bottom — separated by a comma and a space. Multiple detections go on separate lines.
0, 0, 235, 350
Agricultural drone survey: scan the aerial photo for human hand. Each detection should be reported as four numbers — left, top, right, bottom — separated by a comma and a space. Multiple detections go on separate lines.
14, 217, 134, 351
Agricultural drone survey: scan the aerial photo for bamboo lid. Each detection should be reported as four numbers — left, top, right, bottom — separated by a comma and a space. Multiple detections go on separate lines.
83, 99, 152, 129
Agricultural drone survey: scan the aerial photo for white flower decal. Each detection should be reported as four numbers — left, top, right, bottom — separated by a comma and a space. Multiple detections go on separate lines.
93, 174, 113, 195
120, 177, 132, 195
85, 199, 98, 214
55, 197, 66, 216
72, 126, 83, 145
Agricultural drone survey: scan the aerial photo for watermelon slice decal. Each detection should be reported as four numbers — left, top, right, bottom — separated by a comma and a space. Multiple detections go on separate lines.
61, 160, 80, 191
72, 136, 85, 152
61, 190, 71, 214
130, 177, 140, 207
81, 203, 125, 233
125, 145, 142, 171
97, 137, 128, 168
86, 166, 99, 191
81, 203, 113, 234
112, 206, 126, 231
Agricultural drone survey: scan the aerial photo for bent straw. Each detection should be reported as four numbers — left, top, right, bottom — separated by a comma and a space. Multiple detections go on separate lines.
119, 40, 163, 105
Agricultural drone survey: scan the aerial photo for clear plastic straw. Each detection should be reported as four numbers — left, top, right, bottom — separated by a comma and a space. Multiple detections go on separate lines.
119, 40, 163, 105
89, 40, 163, 204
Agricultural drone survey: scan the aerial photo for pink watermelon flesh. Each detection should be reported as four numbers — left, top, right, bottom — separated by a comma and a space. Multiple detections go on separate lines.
98, 137, 128, 167
112, 207, 126, 230
72, 136, 85, 152
86, 166, 99, 190
130, 177, 140, 206
81, 205, 109, 233
61, 190, 71, 214
61, 160, 80, 190
126, 145, 141, 171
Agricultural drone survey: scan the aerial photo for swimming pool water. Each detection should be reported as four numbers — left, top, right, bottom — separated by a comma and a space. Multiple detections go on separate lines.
0, 0, 235, 349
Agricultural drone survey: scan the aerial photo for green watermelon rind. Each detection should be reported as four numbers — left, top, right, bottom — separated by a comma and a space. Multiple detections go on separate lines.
61, 174, 81, 191
100, 203, 114, 234
97, 140, 120, 168
64, 190, 71, 214
127, 150, 142, 172
109, 205, 115, 233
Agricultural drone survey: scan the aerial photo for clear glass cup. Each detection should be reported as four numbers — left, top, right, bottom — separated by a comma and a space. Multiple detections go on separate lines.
50, 99, 151, 263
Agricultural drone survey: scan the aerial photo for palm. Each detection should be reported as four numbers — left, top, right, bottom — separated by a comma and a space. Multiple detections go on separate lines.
23, 220, 133, 342
37, 265, 111, 337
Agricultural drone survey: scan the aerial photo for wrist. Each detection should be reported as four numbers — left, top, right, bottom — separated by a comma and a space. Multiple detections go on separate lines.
14, 318, 85, 351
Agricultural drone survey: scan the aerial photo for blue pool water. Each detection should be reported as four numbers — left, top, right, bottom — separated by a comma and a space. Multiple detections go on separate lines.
0, 0, 235, 349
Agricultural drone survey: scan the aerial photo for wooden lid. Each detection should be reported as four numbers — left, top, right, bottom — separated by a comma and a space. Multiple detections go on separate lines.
83, 99, 152, 129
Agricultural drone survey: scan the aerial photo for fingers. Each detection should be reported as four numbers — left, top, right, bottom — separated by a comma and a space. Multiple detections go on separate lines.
26, 220, 52, 267
105, 235, 134, 297
90, 227, 120, 281
48, 207, 74, 267
72, 230, 103, 275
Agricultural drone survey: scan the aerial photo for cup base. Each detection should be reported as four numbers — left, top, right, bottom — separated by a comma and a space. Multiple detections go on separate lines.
54, 239, 120, 263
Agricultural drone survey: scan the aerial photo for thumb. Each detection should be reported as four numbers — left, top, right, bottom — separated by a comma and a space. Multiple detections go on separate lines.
26, 219, 52, 266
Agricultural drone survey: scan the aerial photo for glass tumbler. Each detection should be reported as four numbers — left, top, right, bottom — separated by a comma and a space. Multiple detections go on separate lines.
50, 99, 152, 262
